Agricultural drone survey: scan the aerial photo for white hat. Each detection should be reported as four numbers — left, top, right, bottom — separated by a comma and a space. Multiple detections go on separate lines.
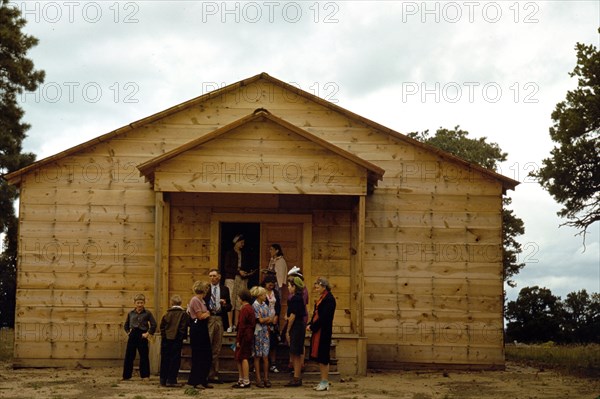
232, 234, 244, 244
288, 266, 303, 278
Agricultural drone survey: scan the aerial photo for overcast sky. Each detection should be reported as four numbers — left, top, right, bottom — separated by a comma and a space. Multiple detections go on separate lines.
10, 0, 599, 302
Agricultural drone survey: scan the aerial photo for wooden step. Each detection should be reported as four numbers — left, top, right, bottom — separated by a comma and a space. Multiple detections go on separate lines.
178, 332, 339, 380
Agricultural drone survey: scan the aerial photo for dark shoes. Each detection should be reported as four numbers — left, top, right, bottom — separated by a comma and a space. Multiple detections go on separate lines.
232, 381, 251, 388
201, 383, 214, 389
166, 382, 182, 388
285, 378, 302, 387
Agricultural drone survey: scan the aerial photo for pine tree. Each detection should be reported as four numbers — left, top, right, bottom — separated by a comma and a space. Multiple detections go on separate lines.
0, 0, 45, 327
534, 31, 600, 242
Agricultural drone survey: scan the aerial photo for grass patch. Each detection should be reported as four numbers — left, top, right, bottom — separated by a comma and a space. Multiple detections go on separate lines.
184, 387, 200, 396
506, 343, 600, 377
0, 328, 13, 362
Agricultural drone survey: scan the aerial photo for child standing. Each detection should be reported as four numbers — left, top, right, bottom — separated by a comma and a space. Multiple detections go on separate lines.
159, 295, 190, 387
122, 293, 157, 381
232, 288, 255, 389
251, 286, 272, 388
263, 274, 281, 374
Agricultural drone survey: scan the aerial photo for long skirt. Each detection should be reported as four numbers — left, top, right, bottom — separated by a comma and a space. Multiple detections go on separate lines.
187, 318, 212, 387
288, 320, 306, 356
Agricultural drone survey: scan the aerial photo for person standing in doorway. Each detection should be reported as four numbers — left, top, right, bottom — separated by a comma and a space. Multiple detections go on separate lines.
223, 234, 254, 332
204, 268, 232, 384
266, 243, 288, 292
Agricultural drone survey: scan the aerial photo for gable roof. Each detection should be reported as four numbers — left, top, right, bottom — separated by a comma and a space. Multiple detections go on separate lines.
4, 72, 519, 191
138, 109, 384, 195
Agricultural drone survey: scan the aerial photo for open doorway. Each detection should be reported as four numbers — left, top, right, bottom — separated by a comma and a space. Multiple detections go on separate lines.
220, 222, 261, 288
213, 215, 308, 330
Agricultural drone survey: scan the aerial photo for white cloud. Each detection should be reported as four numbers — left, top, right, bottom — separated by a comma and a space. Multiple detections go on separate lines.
10, 0, 600, 301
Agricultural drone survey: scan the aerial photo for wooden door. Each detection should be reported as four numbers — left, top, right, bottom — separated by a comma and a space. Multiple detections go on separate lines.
261, 223, 303, 329
260, 223, 303, 272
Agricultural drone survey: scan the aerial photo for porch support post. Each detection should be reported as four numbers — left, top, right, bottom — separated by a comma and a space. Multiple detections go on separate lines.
350, 195, 367, 375
154, 191, 170, 319
351, 195, 366, 336
150, 191, 170, 374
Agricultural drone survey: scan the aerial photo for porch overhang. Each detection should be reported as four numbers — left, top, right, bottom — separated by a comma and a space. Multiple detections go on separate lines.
137, 109, 384, 196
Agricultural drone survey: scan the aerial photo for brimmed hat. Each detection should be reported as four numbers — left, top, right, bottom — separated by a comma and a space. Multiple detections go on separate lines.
232, 234, 244, 244
287, 266, 303, 279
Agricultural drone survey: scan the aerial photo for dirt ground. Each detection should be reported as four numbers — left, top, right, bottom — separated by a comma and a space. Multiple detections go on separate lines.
1, 361, 599, 399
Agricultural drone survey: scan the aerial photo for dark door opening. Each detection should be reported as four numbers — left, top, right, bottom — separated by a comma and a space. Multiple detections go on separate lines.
220, 222, 261, 288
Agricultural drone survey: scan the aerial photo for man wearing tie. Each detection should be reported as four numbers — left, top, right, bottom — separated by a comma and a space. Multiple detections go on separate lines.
204, 268, 232, 384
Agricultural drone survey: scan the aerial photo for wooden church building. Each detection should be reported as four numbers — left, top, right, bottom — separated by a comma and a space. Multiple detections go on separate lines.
5, 73, 518, 374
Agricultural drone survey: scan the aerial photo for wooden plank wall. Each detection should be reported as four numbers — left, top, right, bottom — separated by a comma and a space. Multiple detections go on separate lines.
16, 154, 156, 361
168, 196, 213, 304
14, 78, 504, 367
362, 153, 504, 367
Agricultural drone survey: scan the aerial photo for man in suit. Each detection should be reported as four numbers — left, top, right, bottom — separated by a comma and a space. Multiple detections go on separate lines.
204, 268, 232, 383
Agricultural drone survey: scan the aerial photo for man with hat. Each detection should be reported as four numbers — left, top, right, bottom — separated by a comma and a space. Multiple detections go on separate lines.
223, 234, 253, 332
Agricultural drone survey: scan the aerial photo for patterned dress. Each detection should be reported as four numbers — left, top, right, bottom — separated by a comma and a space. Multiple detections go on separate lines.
252, 300, 270, 357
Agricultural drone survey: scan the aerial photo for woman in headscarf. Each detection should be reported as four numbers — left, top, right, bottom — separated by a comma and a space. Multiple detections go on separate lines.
308, 277, 336, 391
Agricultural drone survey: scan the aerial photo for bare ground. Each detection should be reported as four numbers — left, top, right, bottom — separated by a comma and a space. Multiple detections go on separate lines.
1, 361, 599, 399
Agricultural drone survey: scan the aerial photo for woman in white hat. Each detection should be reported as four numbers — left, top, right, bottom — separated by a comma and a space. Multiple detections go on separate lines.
283, 276, 306, 387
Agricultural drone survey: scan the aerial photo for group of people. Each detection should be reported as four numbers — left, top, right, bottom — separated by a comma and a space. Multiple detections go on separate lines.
121, 236, 337, 391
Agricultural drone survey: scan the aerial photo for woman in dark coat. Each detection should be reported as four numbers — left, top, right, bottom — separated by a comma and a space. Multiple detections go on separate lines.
308, 277, 336, 391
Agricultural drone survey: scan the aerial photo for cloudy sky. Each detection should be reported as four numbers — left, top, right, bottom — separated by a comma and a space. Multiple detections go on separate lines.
11, 0, 599, 302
